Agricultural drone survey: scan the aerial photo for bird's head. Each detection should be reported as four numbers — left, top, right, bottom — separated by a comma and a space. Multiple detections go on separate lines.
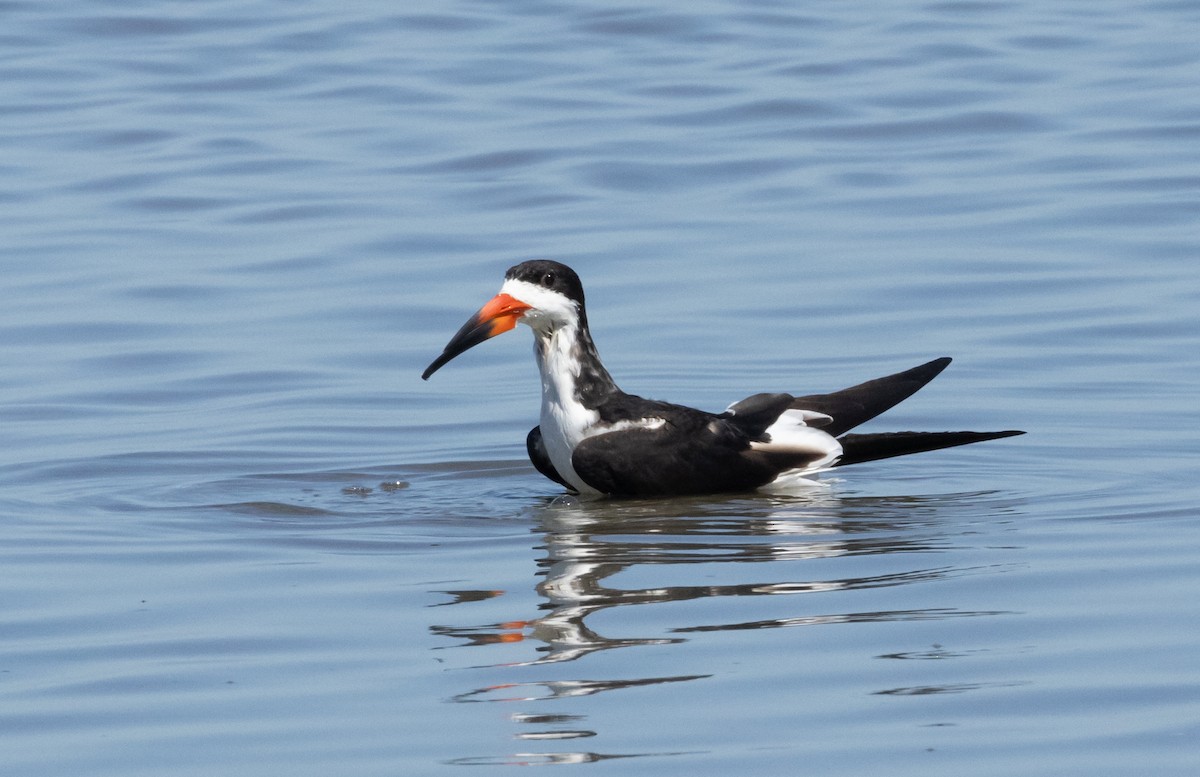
421, 260, 585, 380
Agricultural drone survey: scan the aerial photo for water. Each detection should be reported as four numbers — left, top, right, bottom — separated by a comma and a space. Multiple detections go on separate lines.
2, 1, 1199, 773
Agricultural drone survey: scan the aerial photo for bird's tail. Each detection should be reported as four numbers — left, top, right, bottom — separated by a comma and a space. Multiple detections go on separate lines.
833, 430, 1024, 468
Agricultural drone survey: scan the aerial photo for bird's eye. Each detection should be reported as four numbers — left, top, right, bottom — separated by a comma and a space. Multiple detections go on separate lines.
542, 272, 555, 286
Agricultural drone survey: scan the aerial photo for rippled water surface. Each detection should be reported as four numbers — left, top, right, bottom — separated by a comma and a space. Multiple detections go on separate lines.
3, 1, 1199, 774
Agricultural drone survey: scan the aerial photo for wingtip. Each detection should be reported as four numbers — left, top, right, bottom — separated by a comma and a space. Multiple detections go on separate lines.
927, 356, 953, 373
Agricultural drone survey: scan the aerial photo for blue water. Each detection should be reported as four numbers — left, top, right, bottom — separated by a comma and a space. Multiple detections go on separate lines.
2, 1, 1199, 774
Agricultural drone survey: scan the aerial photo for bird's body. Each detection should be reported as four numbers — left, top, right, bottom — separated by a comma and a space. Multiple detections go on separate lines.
422, 260, 1022, 497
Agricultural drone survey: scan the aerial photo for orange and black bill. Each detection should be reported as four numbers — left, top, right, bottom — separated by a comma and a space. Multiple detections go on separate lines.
421, 293, 532, 380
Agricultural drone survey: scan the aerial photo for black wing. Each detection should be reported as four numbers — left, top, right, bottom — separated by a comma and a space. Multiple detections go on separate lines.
792, 358, 1024, 464
791, 357, 952, 436
720, 392, 796, 437
571, 411, 825, 497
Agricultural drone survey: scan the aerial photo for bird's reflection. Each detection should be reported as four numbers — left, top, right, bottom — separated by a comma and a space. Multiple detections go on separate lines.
433, 486, 1020, 764
434, 488, 1013, 663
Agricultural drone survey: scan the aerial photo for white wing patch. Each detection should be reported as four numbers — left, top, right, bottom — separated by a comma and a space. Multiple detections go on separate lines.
722, 400, 834, 429
785, 408, 834, 428
751, 409, 842, 470
599, 417, 667, 434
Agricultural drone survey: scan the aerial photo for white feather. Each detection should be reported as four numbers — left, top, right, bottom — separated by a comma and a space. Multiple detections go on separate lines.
499, 277, 578, 335
533, 330, 601, 494
751, 411, 843, 473
784, 407, 834, 427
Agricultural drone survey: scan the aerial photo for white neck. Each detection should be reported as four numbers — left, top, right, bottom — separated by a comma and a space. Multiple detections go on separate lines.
532, 322, 601, 493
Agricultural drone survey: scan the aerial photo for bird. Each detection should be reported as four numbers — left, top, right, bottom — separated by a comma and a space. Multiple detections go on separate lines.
422, 260, 1023, 497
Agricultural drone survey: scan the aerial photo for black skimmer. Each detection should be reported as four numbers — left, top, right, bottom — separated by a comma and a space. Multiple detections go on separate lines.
422, 260, 1023, 497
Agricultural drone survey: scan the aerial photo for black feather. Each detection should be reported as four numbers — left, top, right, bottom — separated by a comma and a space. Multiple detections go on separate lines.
834, 430, 1025, 467
792, 357, 952, 436
570, 411, 798, 497
721, 392, 795, 439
